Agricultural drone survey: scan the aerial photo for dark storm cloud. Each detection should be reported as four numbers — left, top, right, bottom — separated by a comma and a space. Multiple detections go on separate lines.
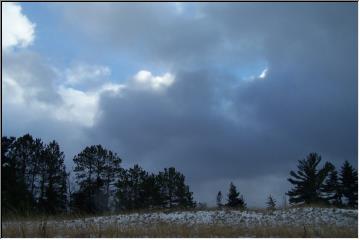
60, 3, 357, 70
78, 3, 357, 204
60, 3, 266, 70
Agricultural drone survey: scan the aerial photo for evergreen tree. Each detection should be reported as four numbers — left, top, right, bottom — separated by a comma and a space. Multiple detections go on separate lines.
227, 182, 239, 207
287, 153, 333, 205
2, 134, 199, 215
226, 182, 246, 209
183, 185, 196, 208
142, 173, 162, 209
216, 191, 223, 207
73, 145, 122, 213
156, 167, 195, 209
38, 141, 68, 213
102, 150, 122, 210
2, 135, 68, 215
115, 164, 149, 210
266, 195, 276, 210
115, 166, 196, 211
340, 161, 358, 208
2, 134, 44, 213
321, 165, 342, 206
15, 134, 44, 211
115, 168, 133, 210
157, 168, 176, 208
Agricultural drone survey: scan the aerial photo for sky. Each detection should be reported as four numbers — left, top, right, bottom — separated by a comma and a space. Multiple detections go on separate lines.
2, 2, 357, 207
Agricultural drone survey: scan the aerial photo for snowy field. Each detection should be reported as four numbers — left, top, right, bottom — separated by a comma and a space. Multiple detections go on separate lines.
2, 207, 358, 237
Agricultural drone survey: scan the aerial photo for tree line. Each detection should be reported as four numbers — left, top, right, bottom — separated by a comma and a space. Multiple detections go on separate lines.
2, 134, 195, 215
215, 152, 358, 210
2, 135, 67, 214
1, 134, 358, 215
287, 152, 357, 208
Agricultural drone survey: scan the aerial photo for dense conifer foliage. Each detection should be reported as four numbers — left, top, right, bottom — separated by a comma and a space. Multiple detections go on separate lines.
2, 135, 67, 214
226, 182, 246, 209
71, 145, 123, 213
2, 135, 357, 215
340, 161, 358, 207
287, 153, 357, 207
2, 134, 195, 215
115, 165, 195, 210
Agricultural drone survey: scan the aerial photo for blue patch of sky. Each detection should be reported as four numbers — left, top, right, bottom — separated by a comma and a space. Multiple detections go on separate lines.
213, 58, 268, 81
21, 3, 79, 68
234, 58, 268, 79
20, 2, 144, 84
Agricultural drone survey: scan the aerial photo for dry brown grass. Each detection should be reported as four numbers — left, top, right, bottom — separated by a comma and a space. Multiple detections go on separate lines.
2, 221, 357, 238
2, 207, 203, 223
2, 206, 357, 238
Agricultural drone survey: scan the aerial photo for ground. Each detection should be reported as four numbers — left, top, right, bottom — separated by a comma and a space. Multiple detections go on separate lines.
2, 207, 358, 237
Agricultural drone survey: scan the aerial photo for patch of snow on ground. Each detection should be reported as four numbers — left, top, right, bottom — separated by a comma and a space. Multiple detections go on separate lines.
3, 207, 357, 232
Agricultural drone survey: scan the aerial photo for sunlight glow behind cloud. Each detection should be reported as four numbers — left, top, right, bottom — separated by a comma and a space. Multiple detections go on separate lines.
134, 70, 175, 90
259, 68, 268, 79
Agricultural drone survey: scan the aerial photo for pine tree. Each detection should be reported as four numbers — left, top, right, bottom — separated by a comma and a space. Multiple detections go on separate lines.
115, 168, 132, 210
2, 134, 200, 214
159, 168, 176, 208
5, 134, 44, 213
216, 191, 223, 207
287, 153, 333, 205
143, 173, 162, 209
227, 182, 239, 207
340, 161, 358, 208
266, 195, 276, 210
115, 166, 195, 210
38, 141, 68, 213
321, 165, 342, 206
156, 167, 195, 209
2, 135, 69, 215
226, 182, 246, 209
73, 145, 123, 213
129, 164, 149, 209
115, 165, 152, 210
102, 150, 122, 210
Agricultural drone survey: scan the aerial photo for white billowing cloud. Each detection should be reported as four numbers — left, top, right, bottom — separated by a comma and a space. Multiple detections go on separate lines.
54, 83, 125, 127
134, 70, 175, 90
55, 87, 98, 127
3, 52, 124, 127
259, 68, 268, 79
2, 2, 35, 50
53, 69, 174, 127
65, 63, 111, 87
